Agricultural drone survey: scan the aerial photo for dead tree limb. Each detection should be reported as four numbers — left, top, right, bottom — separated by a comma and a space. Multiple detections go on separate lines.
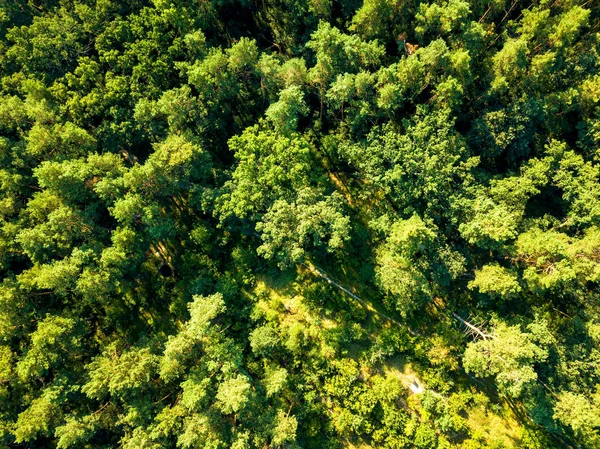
452, 312, 493, 341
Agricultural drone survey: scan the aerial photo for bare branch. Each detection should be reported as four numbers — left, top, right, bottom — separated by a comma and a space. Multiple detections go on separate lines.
452, 312, 493, 341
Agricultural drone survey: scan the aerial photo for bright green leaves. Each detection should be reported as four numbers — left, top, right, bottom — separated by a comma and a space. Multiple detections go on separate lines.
186, 48, 235, 96
125, 134, 209, 197
374, 215, 464, 316
469, 264, 521, 298
265, 85, 309, 134
433, 75, 464, 111
553, 390, 600, 448
470, 100, 541, 162
373, 38, 457, 113
463, 321, 549, 398
488, 3, 594, 106
249, 325, 280, 356
215, 374, 251, 415
382, 215, 436, 258
343, 107, 478, 218
514, 228, 574, 291
0, 281, 27, 341
4, 9, 86, 82
263, 367, 288, 398
218, 126, 316, 221
135, 85, 207, 138
180, 375, 211, 411
459, 192, 522, 249
324, 358, 400, 438
160, 293, 226, 382
460, 140, 600, 252
151, 289, 298, 448
16, 315, 83, 382
459, 154, 552, 249
307, 21, 385, 88
513, 226, 600, 292
183, 29, 206, 58
326, 71, 378, 133
182, 37, 267, 139
17, 248, 94, 295
459, 140, 600, 313
54, 414, 99, 449
121, 428, 164, 449
83, 345, 157, 401
271, 411, 298, 447
579, 74, 600, 159
491, 38, 529, 93
176, 413, 224, 449
551, 144, 600, 227
15, 153, 124, 269
415, 0, 471, 41
256, 189, 350, 268
549, 6, 590, 49
227, 37, 260, 72
14, 385, 65, 443
17, 195, 96, 264
25, 122, 96, 161
258, 55, 309, 100
375, 216, 435, 316
10, 151, 128, 314
96, 227, 140, 278
0, 345, 12, 392
35, 153, 125, 204
349, 0, 402, 41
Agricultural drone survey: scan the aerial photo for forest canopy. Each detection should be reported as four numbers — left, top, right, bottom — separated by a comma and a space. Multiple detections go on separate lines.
0, 0, 600, 448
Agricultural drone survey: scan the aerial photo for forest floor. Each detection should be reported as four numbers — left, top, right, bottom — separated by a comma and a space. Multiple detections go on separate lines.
257, 263, 527, 448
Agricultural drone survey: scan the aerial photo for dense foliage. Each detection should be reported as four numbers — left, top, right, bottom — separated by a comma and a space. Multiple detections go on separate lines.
0, 0, 599, 447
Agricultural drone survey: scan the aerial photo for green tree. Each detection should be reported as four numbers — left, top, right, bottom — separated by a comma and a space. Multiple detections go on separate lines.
463, 320, 549, 398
